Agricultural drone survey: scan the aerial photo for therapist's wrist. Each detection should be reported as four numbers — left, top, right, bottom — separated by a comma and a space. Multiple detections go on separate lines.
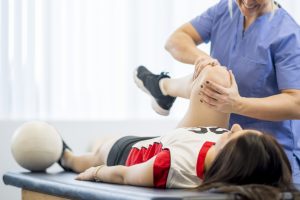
232, 96, 245, 115
194, 55, 215, 65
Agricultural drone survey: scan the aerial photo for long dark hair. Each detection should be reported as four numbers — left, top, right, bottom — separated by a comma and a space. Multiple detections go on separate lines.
198, 131, 298, 199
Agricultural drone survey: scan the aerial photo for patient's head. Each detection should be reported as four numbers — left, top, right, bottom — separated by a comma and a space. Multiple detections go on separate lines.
205, 125, 292, 188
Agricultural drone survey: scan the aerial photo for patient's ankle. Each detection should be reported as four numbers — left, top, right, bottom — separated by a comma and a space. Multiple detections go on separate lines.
61, 150, 73, 169
159, 78, 169, 96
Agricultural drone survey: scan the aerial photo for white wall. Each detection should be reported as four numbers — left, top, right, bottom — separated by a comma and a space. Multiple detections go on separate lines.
0, 120, 176, 199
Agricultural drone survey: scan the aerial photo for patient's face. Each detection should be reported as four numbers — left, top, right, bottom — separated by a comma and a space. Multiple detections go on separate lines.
214, 124, 262, 152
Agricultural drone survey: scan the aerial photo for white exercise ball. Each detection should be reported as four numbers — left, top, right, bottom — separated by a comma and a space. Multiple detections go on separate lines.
11, 121, 63, 171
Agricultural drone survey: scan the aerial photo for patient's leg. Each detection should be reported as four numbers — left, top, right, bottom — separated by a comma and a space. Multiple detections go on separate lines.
63, 67, 230, 172
176, 66, 231, 128
61, 136, 120, 173
160, 74, 193, 99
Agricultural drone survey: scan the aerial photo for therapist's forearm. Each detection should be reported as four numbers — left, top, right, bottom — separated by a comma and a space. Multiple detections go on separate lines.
234, 93, 300, 121
165, 32, 209, 64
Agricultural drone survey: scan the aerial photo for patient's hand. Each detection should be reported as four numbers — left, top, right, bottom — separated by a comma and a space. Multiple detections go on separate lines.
75, 167, 97, 181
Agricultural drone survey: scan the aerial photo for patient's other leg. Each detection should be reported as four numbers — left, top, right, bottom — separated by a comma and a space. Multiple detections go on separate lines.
60, 136, 120, 173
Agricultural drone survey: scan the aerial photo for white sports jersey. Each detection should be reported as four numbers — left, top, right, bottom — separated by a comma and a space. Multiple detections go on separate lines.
125, 127, 228, 188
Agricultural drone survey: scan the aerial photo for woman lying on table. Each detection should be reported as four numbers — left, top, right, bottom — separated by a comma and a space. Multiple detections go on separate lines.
58, 65, 296, 199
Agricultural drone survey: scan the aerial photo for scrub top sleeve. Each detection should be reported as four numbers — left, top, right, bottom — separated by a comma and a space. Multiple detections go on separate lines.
190, 0, 226, 43
273, 32, 300, 90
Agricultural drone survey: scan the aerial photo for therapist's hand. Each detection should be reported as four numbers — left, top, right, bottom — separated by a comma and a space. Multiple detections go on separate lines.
193, 56, 220, 80
200, 70, 241, 113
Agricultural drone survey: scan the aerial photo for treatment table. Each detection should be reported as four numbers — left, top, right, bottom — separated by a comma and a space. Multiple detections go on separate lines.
3, 171, 231, 200
3, 171, 300, 200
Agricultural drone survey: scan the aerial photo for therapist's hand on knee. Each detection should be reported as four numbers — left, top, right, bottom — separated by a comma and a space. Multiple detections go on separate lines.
200, 70, 241, 113
193, 56, 220, 80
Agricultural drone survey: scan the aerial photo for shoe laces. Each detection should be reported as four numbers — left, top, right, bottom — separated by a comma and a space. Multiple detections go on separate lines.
158, 72, 169, 79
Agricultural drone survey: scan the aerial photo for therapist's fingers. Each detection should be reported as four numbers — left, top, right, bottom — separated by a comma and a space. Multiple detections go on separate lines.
200, 87, 225, 102
195, 58, 219, 67
193, 62, 207, 80
197, 59, 218, 68
204, 81, 226, 95
193, 58, 220, 80
201, 97, 217, 109
229, 70, 237, 87
193, 64, 203, 80
200, 92, 218, 106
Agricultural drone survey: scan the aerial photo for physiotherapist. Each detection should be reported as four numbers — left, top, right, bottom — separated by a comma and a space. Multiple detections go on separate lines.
164, 0, 300, 183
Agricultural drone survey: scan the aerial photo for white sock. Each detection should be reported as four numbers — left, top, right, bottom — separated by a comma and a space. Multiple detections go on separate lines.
159, 78, 168, 96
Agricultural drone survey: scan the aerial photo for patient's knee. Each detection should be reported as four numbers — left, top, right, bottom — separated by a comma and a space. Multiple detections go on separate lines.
191, 66, 230, 95
204, 66, 231, 88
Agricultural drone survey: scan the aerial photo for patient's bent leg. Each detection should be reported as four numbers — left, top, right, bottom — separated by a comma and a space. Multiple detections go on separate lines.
176, 66, 231, 129
160, 74, 193, 99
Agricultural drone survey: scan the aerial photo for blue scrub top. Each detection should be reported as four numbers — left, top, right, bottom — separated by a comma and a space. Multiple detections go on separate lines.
191, 0, 300, 183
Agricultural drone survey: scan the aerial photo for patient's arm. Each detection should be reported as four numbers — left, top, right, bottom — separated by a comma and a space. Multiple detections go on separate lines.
76, 156, 155, 187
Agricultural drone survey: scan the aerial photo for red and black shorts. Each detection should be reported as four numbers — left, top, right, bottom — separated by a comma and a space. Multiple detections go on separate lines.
106, 136, 156, 166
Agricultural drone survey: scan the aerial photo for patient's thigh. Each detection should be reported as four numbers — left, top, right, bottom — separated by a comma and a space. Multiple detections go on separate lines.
92, 136, 123, 164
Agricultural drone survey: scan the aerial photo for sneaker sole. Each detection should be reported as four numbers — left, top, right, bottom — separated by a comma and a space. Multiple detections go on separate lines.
133, 69, 170, 116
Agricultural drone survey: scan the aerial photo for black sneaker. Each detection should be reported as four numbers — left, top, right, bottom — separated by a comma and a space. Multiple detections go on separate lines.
57, 140, 73, 172
134, 66, 176, 116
